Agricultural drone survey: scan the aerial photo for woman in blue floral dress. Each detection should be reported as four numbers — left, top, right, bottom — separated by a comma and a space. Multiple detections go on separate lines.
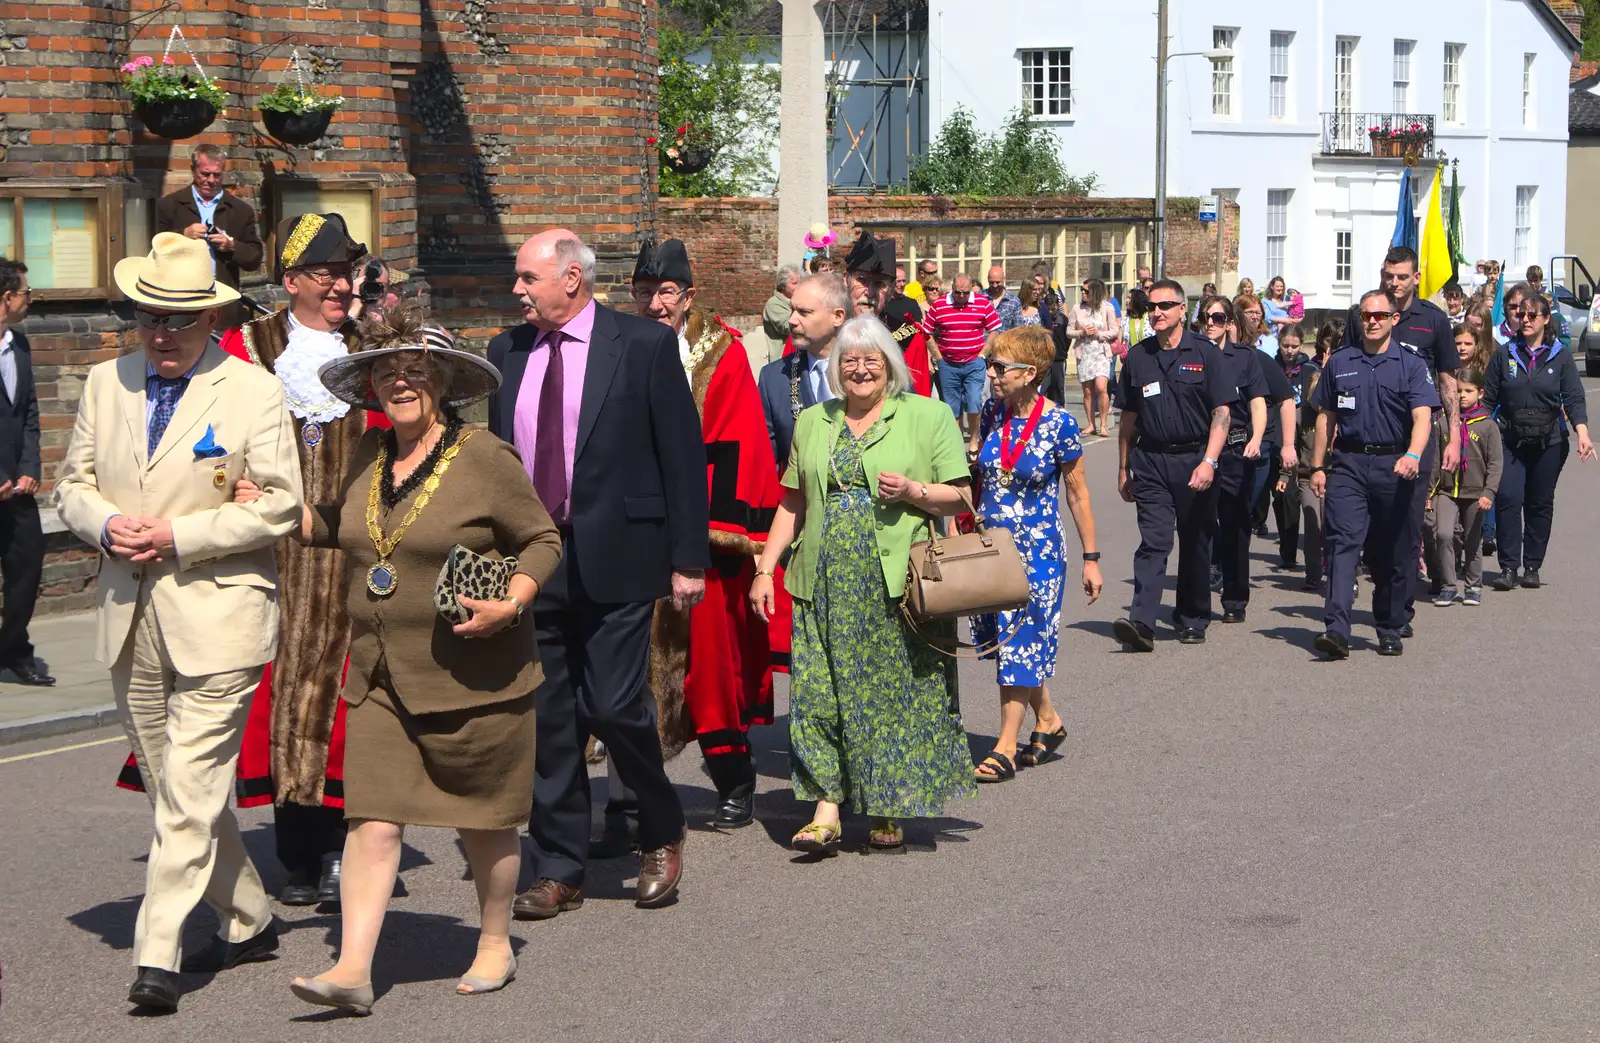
968, 327, 1103, 782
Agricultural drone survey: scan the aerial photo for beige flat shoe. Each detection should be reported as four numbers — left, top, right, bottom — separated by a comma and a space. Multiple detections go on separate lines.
290, 976, 374, 1016
457, 953, 517, 995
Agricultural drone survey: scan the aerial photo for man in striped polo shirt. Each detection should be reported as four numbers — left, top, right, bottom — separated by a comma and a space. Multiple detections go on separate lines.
921, 271, 1001, 441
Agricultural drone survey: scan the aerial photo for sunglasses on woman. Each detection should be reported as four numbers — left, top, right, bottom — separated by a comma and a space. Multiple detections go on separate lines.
135, 308, 205, 332
1203, 311, 1230, 325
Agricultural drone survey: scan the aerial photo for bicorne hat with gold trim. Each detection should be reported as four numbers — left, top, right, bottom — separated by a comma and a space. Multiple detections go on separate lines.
274, 212, 366, 279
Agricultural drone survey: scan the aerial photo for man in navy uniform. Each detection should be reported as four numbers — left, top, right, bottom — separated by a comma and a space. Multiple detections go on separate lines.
1112, 280, 1237, 650
1340, 246, 1460, 633
1310, 289, 1440, 659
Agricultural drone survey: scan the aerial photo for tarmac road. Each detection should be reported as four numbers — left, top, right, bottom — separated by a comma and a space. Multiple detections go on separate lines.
3, 392, 1600, 1042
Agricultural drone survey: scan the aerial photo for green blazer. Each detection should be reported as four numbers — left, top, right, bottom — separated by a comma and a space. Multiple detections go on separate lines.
780, 392, 969, 602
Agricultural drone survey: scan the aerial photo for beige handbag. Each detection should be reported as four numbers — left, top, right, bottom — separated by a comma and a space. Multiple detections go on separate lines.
901, 488, 1032, 658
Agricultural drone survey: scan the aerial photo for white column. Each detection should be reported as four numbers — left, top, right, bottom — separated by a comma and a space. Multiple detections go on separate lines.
778, 0, 829, 272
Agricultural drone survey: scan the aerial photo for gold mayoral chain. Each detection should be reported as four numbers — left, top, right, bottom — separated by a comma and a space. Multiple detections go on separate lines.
364, 429, 476, 596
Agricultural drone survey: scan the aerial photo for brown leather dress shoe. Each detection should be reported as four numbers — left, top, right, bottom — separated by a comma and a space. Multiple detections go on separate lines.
512, 879, 583, 921
635, 838, 683, 908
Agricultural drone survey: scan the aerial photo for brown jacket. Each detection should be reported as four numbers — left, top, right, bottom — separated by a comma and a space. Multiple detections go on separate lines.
311, 425, 564, 714
154, 187, 264, 291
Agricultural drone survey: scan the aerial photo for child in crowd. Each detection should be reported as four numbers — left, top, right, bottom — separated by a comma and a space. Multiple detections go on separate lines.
1426, 374, 1503, 607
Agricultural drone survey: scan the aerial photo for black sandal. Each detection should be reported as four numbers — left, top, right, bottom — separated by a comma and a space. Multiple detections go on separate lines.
974, 751, 1016, 783
1014, 725, 1067, 767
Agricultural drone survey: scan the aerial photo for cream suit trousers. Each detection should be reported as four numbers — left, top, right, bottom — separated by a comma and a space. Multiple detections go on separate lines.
111, 586, 271, 971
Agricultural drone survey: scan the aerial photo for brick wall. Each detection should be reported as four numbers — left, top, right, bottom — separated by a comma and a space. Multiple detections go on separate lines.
660, 195, 1241, 317
3, 0, 659, 610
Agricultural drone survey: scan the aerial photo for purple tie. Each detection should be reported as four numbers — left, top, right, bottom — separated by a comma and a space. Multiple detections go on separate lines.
533, 332, 569, 524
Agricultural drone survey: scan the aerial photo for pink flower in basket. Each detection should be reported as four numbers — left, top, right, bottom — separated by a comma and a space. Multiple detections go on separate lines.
162, 55, 175, 66
136, 55, 154, 67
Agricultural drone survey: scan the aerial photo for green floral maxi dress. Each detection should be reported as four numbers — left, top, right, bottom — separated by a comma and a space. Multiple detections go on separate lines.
788, 422, 977, 818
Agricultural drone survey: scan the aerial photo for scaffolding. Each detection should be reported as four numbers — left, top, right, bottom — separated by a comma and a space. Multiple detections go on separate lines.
821, 0, 926, 192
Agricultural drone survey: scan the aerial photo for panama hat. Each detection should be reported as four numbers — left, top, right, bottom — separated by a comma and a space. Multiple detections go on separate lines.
317, 324, 502, 412
114, 232, 242, 310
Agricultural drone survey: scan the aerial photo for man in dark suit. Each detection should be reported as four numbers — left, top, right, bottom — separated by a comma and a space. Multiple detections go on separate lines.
155, 144, 264, 326
0, 259, 51, 686
487, 229, 709, 916
757, 273, 848, 467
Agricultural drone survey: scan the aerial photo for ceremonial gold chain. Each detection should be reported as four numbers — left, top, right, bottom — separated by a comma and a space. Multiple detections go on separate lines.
366, 429, 475, 560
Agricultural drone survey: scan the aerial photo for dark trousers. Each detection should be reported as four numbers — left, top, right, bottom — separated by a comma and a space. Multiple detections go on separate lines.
1495, 438, 1569, 573
1129, 447, 1220, 632
0, 495, 43, 669
1322, 452, 1424, 639
529, 554, 686, 887
273, 801, 346, 879
1274, 474, 1326, 583
1402, 438, 1437, 625
1215, 449, 1269, 613
1040, 361, 1070, 406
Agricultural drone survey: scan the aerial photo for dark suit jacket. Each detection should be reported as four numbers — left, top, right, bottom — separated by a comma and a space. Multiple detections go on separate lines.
154, 188, 264, 291
0, 329, 42, 486
757, 350, 820, 470
487, 304, 710, 604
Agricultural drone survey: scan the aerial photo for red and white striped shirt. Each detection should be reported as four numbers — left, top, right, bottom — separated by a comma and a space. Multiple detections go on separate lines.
919, 291, 1001, 363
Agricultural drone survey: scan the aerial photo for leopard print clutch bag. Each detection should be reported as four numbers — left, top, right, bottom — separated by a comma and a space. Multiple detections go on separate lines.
434, 544, 519, 625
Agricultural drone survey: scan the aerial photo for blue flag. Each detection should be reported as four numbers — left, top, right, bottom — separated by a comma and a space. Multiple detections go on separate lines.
1490, 266, 1506, 327
1390, 166, 1417, 252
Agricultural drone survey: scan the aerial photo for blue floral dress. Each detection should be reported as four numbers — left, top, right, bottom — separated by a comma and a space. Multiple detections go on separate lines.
969, 399, 1084, 686
788, 422, 977, 818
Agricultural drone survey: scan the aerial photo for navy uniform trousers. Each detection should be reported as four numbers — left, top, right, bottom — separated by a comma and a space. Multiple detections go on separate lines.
1323, 451, 1425, 639
1215, 446, 1271, 614
1129, 446, 1220, 632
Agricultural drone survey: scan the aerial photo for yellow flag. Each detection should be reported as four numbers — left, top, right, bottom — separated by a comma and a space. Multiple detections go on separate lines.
1418, 167, 1453, 300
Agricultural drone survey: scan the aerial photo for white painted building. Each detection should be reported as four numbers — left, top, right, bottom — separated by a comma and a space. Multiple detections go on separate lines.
924, 0, 1579, 306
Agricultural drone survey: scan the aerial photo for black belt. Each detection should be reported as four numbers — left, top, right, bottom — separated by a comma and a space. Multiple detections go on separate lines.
1136, 438, 1206, 454
1225, 427, 1248, 446
1334, 440, 1405, 455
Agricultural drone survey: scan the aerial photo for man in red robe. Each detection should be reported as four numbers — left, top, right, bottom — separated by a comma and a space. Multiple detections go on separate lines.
630, 238, 781, 829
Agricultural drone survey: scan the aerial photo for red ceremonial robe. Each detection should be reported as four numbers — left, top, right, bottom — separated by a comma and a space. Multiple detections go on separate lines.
652, 312, 782, 758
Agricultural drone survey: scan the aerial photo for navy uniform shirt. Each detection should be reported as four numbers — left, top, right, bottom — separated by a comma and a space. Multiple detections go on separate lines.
1258, 353, 1295, 450
1115, 329, 1238, 445
1341, 296, 1458, 379
1311, 340, 1441, 447
1219, 341, 1270, 439
1483, 337, 1588, 438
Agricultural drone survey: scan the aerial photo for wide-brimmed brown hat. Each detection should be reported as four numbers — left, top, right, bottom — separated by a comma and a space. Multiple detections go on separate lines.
113, 232, 241, 310
317, 325, 502, 411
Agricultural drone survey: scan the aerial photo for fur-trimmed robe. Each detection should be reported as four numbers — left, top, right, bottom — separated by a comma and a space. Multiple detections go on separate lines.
651, 310, 783, 759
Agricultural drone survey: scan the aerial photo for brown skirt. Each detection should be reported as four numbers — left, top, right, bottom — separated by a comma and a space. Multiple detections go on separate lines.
342, 678, 535, 830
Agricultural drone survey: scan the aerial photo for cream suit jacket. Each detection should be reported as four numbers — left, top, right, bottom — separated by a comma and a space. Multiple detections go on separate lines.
55, 343, 303, 676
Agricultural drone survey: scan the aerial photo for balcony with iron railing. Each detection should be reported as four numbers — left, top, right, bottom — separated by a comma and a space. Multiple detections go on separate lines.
1320, 113, 1436, 160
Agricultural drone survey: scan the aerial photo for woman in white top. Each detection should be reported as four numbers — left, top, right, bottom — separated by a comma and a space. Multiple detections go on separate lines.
1066, 277, 1118, 437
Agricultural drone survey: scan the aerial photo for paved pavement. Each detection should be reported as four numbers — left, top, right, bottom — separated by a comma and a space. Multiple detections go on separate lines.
0, 613, 116, 743
4, 392, 1600, 1041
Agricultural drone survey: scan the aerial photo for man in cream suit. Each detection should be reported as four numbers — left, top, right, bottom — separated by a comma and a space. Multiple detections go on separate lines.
56, 232, 303, 1014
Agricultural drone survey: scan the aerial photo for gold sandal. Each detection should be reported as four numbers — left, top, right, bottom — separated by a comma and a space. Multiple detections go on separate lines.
868, 817, 904, 851
791, 821, 842, 854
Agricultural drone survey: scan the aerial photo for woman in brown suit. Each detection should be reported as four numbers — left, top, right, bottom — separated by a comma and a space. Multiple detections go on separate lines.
240, 304, 561, 1014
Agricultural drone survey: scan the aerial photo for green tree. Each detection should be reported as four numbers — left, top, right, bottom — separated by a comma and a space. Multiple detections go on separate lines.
1584, 0, 1600, 61
657, 0, 780, 197
909, 106, 1097, 197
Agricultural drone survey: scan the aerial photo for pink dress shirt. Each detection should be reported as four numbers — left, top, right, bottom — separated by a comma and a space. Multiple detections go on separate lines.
513, 298, 594, 499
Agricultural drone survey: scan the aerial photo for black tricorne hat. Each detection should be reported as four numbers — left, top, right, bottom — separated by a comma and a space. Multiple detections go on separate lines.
632, 237, 694, 287
844, 230, 896, 278
275, 212, 366, 278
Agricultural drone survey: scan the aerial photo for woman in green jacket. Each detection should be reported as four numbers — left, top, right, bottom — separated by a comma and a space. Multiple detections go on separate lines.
751, 313, 976, 854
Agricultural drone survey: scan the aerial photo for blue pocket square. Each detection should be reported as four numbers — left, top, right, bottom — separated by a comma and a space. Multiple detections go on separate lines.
193, 425, 228, 459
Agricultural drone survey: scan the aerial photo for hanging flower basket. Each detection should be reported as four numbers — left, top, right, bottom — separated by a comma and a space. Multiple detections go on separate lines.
120, 29, 227, 141
653, 121, 715, 175
257, 52, 345, 146
133, 97, 218, 140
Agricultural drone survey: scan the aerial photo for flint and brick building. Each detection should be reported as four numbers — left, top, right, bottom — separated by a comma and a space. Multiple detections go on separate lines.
0, 0, 660, 612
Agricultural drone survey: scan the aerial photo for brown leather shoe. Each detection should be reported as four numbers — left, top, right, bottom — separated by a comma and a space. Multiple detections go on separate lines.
635, 837, 683, 908
512, 878, 583, 921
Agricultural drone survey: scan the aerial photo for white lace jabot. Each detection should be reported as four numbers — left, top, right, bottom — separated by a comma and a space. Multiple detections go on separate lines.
278, 313, 352, 423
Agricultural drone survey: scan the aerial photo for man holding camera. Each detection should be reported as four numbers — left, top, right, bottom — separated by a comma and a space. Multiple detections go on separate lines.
155, 145, 263, 328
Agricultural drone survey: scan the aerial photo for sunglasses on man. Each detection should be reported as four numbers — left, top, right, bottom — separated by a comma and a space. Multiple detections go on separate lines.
1360, 310, 1394, 324
135, 308, 205, 332
1149, 300, 1185, 312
